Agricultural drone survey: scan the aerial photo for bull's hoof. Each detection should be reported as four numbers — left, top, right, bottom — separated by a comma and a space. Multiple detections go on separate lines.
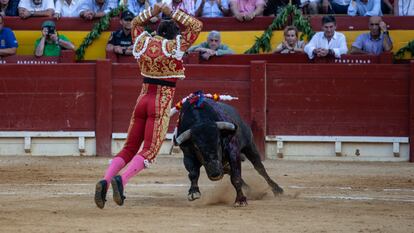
233, 196, 248, 207
187, 191, 201, 201
272, 186, 284, 196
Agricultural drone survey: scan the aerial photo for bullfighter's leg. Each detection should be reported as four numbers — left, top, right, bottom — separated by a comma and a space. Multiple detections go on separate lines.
183, 149, 202, 201
242, 144, 284, 196
111, 85, 174, 206
94, 88, 148, 209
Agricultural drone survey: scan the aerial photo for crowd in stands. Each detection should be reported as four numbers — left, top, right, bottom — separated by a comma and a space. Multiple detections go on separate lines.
0, 0, 411, 59
0, 0, 412, 19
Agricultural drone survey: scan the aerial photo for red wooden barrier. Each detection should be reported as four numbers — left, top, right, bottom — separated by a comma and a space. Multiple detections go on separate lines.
410, 60, 414, 162
0, 50, 76, 63
266, 64, 410, 137
0, 63, 96, 131
0, 61, 413, 161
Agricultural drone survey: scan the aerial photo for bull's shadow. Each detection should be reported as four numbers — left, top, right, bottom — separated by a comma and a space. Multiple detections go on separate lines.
174, 94, 283, 207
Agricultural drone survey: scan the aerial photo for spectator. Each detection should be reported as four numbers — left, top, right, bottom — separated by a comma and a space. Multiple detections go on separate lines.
0, 15, 17, 56
54, 0, 82, 18
188, 30, 233, 60
18, 0, 54, 19
106, 10, 133, 56
322, 0, 351, 14
34, 20, 75, 57
163, 0, 196, 16
394, 0, 414, 15
229, 0, 265, 22
350, 16, 392, 55
128, 0, 155, 16
348, 0, 382, 16
79, 0, 117, 20
273, 25, 305, 54
264, 0, 300, 16
195, 0, 230, 17
0, 0, 19, 16
300, 0, 322, 14
304, 15, 348, 59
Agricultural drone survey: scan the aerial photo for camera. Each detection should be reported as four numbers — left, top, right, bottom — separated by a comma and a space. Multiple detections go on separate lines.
46, 26, 55, 35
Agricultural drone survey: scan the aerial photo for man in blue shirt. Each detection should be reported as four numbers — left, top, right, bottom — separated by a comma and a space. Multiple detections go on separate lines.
0, 15, 18, 57
350, 16, 392, 55
348, 0, 382, 16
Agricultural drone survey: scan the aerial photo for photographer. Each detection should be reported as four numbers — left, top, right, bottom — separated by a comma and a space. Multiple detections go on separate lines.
35, 20, 74, 57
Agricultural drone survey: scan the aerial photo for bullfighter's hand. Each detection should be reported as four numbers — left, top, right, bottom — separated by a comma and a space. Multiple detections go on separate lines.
152, 3, 164, 16
161, 4, 172, 17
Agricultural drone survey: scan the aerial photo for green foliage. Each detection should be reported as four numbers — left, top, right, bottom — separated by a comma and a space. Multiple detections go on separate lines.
394, 39, 414, 59
245, 4, 314, 54
75, 5, 125, 61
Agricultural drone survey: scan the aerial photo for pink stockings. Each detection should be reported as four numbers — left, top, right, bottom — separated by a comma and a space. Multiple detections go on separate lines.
103, 155, 146, 188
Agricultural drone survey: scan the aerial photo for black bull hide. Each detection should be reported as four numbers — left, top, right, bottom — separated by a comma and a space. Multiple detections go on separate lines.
175, 98, 283, 207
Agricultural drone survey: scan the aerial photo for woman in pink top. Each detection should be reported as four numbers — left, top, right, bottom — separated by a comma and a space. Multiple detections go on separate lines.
229, 0, 265, 21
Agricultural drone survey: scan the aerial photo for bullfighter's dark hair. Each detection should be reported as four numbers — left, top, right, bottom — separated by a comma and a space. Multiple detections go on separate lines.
322, 15, 336, 25
157, 20, 180, 40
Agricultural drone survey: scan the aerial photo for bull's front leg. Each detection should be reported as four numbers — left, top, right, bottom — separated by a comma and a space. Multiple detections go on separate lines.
183, 153, 202, 201
227, 139, 247, 207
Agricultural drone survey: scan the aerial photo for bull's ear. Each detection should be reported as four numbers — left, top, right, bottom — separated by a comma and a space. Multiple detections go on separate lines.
216, 122, 236, 131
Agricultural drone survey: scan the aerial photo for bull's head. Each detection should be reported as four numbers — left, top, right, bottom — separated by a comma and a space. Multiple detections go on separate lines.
176, 121, 236, 181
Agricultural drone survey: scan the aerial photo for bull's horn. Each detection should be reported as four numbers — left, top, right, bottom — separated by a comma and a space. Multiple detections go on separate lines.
175, 129, 191, 145
216, 122, 236, 131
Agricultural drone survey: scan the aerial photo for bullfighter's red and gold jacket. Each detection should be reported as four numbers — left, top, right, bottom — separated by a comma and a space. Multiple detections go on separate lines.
131, 9, 203, 80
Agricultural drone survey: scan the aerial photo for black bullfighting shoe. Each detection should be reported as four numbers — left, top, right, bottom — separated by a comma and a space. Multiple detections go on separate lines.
94, 180, 108, 209
111, 175, 125, 206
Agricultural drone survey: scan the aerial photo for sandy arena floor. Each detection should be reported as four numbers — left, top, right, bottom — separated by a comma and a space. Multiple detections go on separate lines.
0, 155, 413, 233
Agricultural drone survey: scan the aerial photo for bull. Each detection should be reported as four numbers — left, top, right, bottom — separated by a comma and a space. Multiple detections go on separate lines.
174, 95, 284, 207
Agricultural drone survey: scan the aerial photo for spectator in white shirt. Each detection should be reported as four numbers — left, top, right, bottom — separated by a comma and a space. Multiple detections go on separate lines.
394, 0, 414, 15
79, 0, 117, 20
54, 0, 82, 18
304, 15, 348, 59
195, 0, 230, 17
18, 0, 54, 19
